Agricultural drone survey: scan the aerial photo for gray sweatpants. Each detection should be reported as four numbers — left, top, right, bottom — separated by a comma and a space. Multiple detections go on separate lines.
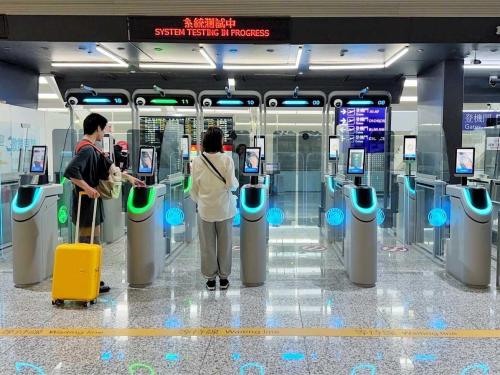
197, 216, 233, 280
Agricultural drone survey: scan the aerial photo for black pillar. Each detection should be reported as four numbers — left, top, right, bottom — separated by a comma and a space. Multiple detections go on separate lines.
417, 60, 464, 184
0, 61, 39, 109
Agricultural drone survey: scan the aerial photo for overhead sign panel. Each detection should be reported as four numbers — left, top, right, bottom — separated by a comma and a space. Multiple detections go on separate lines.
129, 16, 290, 42
201, 95, 260, 108
266, 96, 325, 108
134, 94, 196, 107
65, 92, 129, 106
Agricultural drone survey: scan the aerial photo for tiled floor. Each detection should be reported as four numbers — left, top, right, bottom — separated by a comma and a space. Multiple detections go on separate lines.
0, 226, 498, 374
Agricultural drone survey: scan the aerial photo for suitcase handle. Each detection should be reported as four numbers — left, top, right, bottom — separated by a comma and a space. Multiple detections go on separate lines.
75, 192, 98, 244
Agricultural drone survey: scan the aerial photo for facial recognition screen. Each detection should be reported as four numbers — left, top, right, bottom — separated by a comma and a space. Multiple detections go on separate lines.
329, 136, 340, 161
103, 134, 112, 155
181, 135, 190, 160
243, 147, 261, 175
138, 147, 155, 175
347, 148, 365, 175
30, 146, 47, 175
455, 148, 475, 176
254, 136, 266, 160
403, 136, 417, 161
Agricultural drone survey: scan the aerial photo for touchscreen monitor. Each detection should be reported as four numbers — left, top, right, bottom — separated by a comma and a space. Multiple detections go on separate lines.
403, 135, 417, 161
30, 145, 47, 175
138, 147, 155, 176
243, 147, 261, 175
254, 136, 266, 160
181, 135, 190, 161
329, 136, 340, 161
455, 148, 475, 176
347, 148, 365, 175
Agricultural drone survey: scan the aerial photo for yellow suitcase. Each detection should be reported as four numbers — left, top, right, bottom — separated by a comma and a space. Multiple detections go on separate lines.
52, 193, 101, 307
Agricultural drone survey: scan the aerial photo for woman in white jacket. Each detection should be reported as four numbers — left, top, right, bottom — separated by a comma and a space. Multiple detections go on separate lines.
190, 127, 239, 291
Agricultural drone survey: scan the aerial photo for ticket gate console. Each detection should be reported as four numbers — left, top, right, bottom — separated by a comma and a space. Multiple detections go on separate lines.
343, 183, 378, 287
127, 184, 167, 287
445, 184, 492, 287
12, 184, 63, 286
240, 180, 269, 286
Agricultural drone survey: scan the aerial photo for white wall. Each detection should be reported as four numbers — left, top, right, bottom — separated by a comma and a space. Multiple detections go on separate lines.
0, 103, 70, 180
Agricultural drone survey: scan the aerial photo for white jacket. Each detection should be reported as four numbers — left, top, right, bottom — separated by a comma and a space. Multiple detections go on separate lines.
190, 152, 239, 222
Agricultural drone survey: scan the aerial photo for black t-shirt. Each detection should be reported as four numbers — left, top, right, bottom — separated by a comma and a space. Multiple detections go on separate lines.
64, 144, 110, 227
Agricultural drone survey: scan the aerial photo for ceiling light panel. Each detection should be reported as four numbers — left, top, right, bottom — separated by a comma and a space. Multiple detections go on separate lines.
309, 46, 409, 71
140, 45, 216, 70
223, 46, 303, 70
51, 44, 128, 68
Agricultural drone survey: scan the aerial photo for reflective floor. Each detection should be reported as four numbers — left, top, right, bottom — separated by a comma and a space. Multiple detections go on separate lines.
0, 227, 499, 374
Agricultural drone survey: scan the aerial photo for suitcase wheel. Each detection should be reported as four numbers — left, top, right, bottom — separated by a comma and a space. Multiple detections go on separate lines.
90, 299, 96, 305
52, 299, 63, 306
82, 302, 89, 308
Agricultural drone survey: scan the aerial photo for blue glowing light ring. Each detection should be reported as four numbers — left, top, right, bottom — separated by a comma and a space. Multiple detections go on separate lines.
165, 207, 185, 226
463, 188, 492, 216
404, 176, 416, 196
350, 363, 376, 375
12, 188, 42, 215
460, 363, 490, 375
428, 208, 447, 227
233, 211, 241, 227
377, 208, 385, 225
350, 187, 377, 215
240, 362, 265, 375
266, 207, 285, 226
327, 176, 335, 193
326, 208, 344, 226
241, 188, 266, 214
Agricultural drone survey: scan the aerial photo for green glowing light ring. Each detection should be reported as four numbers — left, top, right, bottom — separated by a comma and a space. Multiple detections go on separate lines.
127, 187, 156, 215
183, 176, 192, 193
128, 363, 155, 375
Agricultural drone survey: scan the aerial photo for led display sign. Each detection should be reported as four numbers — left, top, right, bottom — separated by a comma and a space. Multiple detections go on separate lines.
266, 96, 325, 108
200, 95, 260, 107
134, 94, 195, 107
129, 16, 290, 42
65, 93, 129, 106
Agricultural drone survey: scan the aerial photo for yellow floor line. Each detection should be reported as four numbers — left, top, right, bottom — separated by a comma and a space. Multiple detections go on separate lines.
0, 327, 499, 338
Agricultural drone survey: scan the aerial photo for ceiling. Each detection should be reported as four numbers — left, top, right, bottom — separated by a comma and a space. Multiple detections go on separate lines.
2, 0, 500, 17
3, 41, 500, 105
1, 41, 499, 75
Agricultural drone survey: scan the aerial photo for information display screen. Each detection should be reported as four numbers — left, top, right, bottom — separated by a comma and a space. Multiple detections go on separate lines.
329, 136, 340, 161
243, 147, 261, 175
455, 148, 475, 176
102, 134, 113, 156
403, 135, 417, 161
181, 135, 190, 160
30, 146, 47, 175
265, 162, 280, 174
337, 107, 386, 153
138, 147, 155, 176
347, 148, 365, 175
254, 136, 266, 160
